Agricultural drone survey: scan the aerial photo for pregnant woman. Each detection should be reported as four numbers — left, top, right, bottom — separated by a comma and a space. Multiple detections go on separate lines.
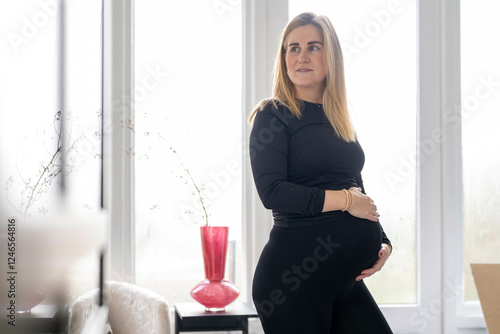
248, 12, 393, 333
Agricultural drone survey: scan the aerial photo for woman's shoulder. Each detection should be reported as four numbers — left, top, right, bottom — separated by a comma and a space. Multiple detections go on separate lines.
256, 98, 295, 121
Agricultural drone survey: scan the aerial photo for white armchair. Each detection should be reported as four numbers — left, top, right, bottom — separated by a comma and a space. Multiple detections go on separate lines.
70, 281, 170, 334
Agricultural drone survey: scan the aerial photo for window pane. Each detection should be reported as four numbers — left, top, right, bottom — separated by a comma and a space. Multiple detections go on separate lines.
134, 1, 243, 304
461, 0, 500, 302
0, 0, 103, 305
0, 1, 59, 313
64, 0, 103, 303
289, 0, 417, 304
0, 0, 59, 221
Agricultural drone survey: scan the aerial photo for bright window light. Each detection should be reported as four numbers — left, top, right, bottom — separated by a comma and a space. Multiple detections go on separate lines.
134, 0, 243, 304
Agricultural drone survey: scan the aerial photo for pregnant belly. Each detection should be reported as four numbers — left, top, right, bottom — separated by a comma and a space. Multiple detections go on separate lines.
328, 216, 383, 276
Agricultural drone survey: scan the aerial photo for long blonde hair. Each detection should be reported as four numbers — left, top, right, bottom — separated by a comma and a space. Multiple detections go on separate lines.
249, 12, 355, 142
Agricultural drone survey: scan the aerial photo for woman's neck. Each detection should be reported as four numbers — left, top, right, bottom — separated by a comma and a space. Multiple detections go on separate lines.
295, 87, 324, 104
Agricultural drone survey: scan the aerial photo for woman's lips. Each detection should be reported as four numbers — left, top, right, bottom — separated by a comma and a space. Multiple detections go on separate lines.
297, 68, 312, 72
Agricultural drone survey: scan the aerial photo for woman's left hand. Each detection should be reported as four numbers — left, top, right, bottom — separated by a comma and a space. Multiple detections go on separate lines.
355, 243, 392, 282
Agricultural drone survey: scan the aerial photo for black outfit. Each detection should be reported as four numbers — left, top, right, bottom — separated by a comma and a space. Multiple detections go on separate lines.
249, 100, 393, 333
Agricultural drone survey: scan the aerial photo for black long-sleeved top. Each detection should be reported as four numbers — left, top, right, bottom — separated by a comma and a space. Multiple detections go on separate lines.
249, 99, 391, 246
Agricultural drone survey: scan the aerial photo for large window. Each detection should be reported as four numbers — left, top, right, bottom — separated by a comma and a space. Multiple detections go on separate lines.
461, 0, 500, 302
2, 1, 497, 333
134, 0, 243, 304
288, 0, 417, 304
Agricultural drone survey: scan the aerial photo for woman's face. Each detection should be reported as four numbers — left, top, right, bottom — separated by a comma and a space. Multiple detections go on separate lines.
285, 24, 327, 100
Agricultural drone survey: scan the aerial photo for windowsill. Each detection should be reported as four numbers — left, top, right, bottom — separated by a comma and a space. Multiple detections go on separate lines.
457, 314, 486, 329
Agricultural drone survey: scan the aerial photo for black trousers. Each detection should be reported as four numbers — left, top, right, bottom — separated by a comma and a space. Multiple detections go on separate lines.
252, 213, 393, 334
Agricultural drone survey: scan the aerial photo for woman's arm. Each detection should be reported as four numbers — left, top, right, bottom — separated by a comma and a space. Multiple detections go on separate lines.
250, 108, 325, 216
323, 188, 380, 222
322, 190, 346, 212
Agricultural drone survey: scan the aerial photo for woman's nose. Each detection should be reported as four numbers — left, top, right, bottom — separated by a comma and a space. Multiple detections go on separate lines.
298, 50, 309, 63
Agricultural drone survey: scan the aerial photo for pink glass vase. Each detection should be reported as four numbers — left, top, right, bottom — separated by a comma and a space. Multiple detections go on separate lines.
190, 226, 240, 312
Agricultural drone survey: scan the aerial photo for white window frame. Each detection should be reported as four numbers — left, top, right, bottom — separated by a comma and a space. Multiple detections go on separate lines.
102, 0, 135, 283
442, 0, 487, 332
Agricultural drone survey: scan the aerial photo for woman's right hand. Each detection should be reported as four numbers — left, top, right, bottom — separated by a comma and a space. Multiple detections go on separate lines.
347, 187, 379, 222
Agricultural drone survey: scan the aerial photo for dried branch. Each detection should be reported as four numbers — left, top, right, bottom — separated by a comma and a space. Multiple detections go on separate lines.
169, 147, 209, 226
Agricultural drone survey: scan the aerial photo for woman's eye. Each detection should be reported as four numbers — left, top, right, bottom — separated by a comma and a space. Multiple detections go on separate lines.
309, 45, 319, 51
290, 47, 300, 53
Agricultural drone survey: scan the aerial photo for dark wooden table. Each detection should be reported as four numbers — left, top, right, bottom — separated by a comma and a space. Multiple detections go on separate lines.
175, 302, 258, 334
16, 304, 68, 333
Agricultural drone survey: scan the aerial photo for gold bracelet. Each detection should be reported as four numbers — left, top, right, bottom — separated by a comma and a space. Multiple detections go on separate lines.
346, 189, 352, 211
342, 189, 352, 212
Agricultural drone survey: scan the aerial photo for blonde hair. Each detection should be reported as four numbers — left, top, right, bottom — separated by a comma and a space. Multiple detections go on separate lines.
249, 12, 355, 142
